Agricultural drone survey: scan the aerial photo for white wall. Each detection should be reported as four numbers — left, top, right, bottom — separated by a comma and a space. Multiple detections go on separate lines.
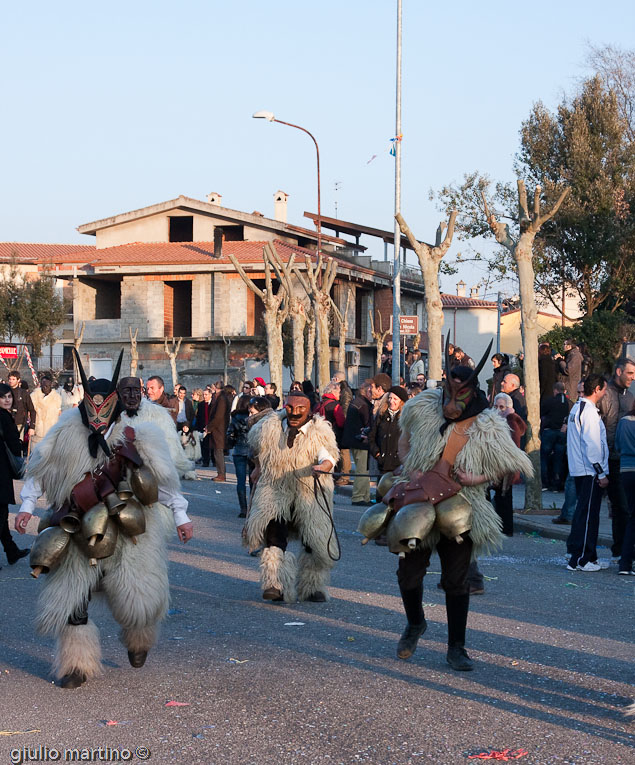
442, 307, 498, 388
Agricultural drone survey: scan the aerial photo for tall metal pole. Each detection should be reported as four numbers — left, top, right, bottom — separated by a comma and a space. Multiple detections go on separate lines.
496, 291, 502, 354
391, 0, 403, 386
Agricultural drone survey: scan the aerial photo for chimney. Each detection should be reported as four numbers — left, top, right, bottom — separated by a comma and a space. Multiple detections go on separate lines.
470, 285, 480, 298
207, 192, 222, 206
273, 190, 288, 223
456, 280, 466, 297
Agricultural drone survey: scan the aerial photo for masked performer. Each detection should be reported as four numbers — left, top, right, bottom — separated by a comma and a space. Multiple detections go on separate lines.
246, 392, 339, 603
118, 377, 197, 480
14, 352, 193, 689
362, 341, 532, 671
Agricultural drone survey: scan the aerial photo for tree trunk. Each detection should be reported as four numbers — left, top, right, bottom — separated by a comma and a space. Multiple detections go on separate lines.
315, 294, 331, 391
305, 310, 316, 381
263, 311, 283, 394
129, 328, 139, 377
422, 259, 444, 381
516, 235, 542, 512
290, 301, 306, 383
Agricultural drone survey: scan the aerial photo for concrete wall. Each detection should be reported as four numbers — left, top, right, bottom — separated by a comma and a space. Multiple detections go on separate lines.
441, 307, 498, 388
95, 211, 215, 248
212, 274, 248, 335
191, 274, 213, 336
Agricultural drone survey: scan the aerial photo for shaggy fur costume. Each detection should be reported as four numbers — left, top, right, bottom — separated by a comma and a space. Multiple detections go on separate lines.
246, 411, 339, 602
120, 398, 197, 480
26, 408, 178, 680
399, 389, 534, 555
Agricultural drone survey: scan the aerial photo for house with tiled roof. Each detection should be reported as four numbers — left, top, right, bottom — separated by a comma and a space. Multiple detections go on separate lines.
3, 192, 500, 387
18, 191, 427, 386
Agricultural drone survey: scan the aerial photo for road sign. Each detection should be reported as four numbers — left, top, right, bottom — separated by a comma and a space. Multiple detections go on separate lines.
392, 315, 418, 335
0, 345, 18, 358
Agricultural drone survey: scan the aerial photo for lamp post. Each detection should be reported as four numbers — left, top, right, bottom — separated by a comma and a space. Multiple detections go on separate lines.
252, 111, 322, 257
252, 111, 322, 387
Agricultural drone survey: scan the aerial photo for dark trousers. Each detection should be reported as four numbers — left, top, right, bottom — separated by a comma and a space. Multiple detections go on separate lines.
213, 448, 225, 478
607, 458, 627, 557
201, 433, 212, 466
397, 534, 473, 646
0, 503, 20, 560
265, 517, 313, 554
490, 486, 514, 536
540, 429, 567, 489
567, 475, 603, 568
618, 472, 635, 571
233, 454, 249, 511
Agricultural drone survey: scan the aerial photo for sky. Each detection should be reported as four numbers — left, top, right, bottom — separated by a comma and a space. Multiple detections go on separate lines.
2, 0, 634, 297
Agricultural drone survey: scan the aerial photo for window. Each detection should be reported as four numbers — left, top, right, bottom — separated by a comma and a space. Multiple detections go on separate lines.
169, 216, 194, 242
164, 281, 192, 336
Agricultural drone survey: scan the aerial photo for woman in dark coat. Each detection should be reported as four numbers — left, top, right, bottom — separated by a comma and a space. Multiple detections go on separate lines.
368, 386, 408, 475
226, 395, 251, 518
490, 392, 527, 536
488, 353, 511, 405
0, 383, 29, 568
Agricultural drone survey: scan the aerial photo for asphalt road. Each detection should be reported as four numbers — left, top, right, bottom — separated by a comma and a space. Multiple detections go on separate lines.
0, 476, 633, 765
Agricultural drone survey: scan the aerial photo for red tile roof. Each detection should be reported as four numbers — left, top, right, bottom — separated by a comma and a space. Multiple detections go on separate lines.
0, 243, 95, 263
441, 293, 497, 308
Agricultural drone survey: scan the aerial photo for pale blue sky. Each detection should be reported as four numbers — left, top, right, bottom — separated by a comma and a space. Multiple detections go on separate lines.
2, 1, 633, 295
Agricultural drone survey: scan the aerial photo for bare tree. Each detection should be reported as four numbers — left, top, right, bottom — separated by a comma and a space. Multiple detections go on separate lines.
164, 336, 182, 390
396, 212, 457, 381
482, 180, 569, 511
227, 246, 288, 393
294, 254, 338, 391
129, 327, 139, 377
305, 305, 316, 382
264, 244, 306, 382
332, 286, 353, 375
369, 310, 391, 372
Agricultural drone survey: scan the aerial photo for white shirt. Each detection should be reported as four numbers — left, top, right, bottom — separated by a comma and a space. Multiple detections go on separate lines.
567, 398, 609, 478
282, 419, 337, 469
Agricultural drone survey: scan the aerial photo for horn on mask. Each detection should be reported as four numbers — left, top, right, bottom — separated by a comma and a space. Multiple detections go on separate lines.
107, 349, 124, 396
462, 339, 494, 388
73, 347, 90, 393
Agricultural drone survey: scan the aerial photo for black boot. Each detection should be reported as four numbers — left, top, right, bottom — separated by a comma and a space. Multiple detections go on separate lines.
59, 671, 87, 689
446, 593, 473, 671
397, 584, 426, 659
397, 621, 427, 659
237, 490, 247, 518
128, 650, 148, 668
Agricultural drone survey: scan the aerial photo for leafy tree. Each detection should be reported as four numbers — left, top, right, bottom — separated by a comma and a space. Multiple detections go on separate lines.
19, 269, 67, 357
0, 256, 28, 342
516, 76, 635, 316
0, 256, 66, 358
539, 311, 635, 375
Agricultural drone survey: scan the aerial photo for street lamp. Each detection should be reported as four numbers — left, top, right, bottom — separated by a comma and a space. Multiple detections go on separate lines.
252, 111, 322, 257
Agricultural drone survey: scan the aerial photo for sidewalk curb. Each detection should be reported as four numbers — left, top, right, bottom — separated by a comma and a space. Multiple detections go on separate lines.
513, 515, 612, 547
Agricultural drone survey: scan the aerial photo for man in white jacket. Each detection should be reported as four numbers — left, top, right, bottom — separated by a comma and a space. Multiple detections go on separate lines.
566, 374, 609, 572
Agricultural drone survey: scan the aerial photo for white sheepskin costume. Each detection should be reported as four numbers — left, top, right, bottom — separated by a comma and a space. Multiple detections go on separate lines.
120, 398, 197, 480
26, 407, 180, 681
246, 411, 340, 602
398, 389, 534, 555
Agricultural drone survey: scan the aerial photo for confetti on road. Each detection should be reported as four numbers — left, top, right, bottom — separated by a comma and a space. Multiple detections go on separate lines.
511, 661, 519, 666
565, 582, 580, 587
215, 490, 222, 494
99, 720, 131, 727
347, 636, 355, 641
165, 701, 190, 707
0, 730, 41, 736
468, 748, 528, 760
483, 575, 498, 581
284, 622, 305, 626
422, 603, 437, 608
167, 608, 183, 615
228, 658, 249, 664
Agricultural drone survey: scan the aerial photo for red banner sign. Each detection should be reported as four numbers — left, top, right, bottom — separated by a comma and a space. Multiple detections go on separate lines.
0, 346, 18, 358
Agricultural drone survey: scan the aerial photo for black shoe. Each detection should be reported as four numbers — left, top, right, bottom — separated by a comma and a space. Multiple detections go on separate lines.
59, 670, 87, 689
374, 535, 388, 546
262, 587, 284, 602
469, 585, 485, 595
551, 517, 571, 525
397, 621, 427, 659
238, 512, 247, 518
127, 650, 148, 668
446, 645, 474, 671
306, 591, 326, 602
7, 548, 29, 565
